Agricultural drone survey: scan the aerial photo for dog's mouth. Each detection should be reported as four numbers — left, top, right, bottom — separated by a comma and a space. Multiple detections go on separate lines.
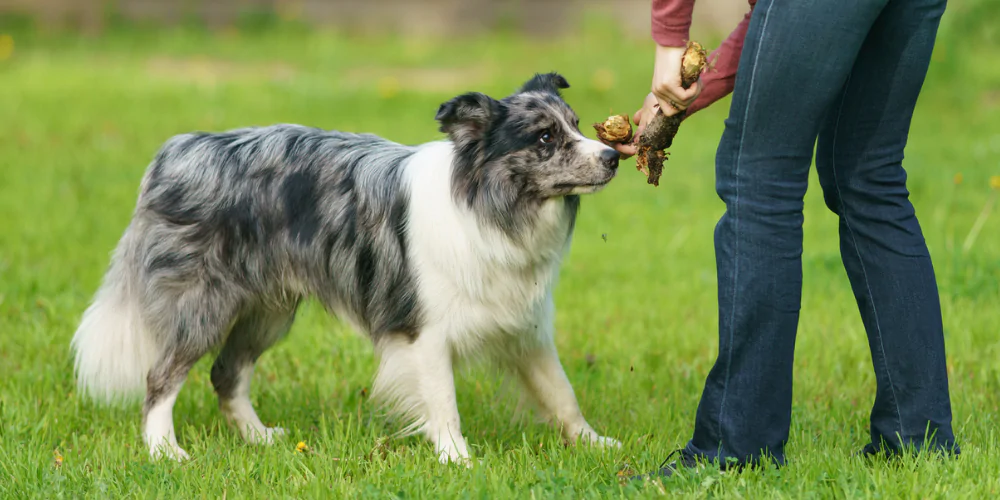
556, 171, 617, 195
553, 179, 614, 196
568, 183, 609, 195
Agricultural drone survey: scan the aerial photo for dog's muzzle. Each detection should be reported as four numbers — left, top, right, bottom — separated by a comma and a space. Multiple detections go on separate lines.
599, 148, 620, 171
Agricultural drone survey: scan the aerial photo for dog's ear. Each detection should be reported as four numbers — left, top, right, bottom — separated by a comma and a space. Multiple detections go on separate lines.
518, 72, 570, 96
435, 92, 500, 142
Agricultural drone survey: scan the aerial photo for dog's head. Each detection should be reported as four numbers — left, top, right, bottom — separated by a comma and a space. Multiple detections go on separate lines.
436, 73, 619, 202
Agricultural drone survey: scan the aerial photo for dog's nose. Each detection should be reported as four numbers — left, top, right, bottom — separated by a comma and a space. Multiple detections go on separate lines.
599, 148, 620, 170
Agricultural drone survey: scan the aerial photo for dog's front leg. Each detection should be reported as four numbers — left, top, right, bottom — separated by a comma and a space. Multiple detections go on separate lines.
418, 346, 471, 466
377, 333, 471, 466
514, 340, 621, 449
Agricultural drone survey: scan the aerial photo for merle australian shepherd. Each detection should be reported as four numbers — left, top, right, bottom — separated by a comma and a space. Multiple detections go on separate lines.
71, 73, 621, 465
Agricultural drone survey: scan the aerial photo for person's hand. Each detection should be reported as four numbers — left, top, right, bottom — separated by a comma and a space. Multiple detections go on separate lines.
604, 93, 659, 159
601, 45, 703, 159
651, 44, 702, 116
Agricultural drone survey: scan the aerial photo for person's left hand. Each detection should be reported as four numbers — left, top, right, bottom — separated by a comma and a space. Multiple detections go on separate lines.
602, 92, 659, 159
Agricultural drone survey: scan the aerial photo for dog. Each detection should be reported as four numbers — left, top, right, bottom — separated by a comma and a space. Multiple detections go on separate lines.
71, 72, 621, 464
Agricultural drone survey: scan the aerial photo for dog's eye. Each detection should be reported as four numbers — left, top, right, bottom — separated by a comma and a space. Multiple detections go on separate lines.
539, 131, 554, 144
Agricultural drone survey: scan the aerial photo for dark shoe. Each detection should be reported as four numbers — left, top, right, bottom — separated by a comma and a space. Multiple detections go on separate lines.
856, 442, 892, 460
856, 441, 960, 463
628, 449, 701, 482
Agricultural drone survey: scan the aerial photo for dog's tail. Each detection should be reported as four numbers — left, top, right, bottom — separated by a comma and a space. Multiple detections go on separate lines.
71, 227, 160, 405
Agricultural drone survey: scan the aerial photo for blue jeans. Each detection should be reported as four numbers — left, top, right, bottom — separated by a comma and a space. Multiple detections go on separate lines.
684, 0, 958, 467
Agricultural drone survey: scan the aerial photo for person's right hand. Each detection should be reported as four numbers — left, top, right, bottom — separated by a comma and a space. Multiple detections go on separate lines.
651, 44, 702, 117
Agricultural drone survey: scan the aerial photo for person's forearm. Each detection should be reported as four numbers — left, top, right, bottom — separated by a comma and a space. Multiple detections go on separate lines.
686, 1, 756, 116
651, 0, 696, 48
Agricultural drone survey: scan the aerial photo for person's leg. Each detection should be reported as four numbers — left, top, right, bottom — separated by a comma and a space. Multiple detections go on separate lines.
681, 0, 891, 469
814, 0, 957, 456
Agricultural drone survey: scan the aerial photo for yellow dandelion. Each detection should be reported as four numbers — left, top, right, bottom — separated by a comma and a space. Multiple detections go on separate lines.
378, 76, 400, 99
0, 34, 14, 62
53, 449, 64, 468
953, 173, 963, 185
296, 441, 308, 453
990, 175, 1000, 191
591, 68, 615, 92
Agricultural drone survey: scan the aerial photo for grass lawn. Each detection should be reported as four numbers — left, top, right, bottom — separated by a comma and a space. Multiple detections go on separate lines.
1, 8, 998, 498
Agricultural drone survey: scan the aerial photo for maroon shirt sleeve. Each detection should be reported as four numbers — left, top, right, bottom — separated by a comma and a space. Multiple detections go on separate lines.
686, 0, 756, 116
651, 0, 696, 48
651, 0, 757, 117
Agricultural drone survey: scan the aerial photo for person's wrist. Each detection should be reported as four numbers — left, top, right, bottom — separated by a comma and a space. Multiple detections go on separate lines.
651, 45, 686, 112
653, 44, 685, 80
655, 43, 687, 55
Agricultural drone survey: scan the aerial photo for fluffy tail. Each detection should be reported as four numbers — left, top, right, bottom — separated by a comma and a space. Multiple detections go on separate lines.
71, 232, 161, 405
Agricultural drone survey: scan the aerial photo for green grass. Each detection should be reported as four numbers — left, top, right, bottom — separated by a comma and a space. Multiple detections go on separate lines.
1, 8, 999, 498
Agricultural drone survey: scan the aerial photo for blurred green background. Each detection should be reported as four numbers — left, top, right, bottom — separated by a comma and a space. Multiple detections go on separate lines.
0, 1, 998, 498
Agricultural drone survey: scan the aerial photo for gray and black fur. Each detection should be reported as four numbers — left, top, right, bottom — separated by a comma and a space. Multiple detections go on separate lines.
135, 125, 423, 413
443, 73, 604, 236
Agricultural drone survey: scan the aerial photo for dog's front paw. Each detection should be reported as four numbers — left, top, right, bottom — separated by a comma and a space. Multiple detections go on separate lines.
436, 446, 474, 468
149, 442, 190, 462
247, 426, 286, 445
589, 435, 623, 449
438, 452, 475, 468
575, 428, 622, 449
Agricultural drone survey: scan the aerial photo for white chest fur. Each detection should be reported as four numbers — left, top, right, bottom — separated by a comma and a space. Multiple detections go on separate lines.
402, 142, 573, 355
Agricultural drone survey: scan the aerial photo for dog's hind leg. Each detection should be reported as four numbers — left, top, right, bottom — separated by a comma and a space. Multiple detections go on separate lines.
143, 351, 202, 461
373, 332, 471, 466
142, 284, 240, 461
210, 303, 298, 445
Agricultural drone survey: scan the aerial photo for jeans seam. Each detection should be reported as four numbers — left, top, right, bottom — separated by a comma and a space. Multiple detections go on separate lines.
828, 73, 906, 441
717, 0, 774, 449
